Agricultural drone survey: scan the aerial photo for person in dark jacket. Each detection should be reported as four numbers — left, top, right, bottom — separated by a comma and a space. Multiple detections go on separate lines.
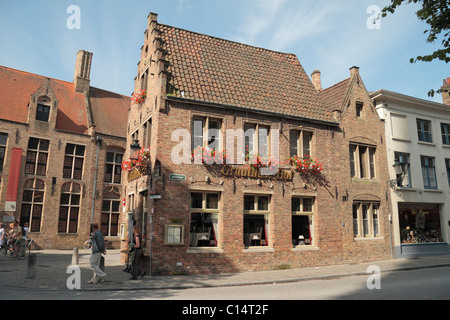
88, 223, 106, 284
130, 225, 144, 280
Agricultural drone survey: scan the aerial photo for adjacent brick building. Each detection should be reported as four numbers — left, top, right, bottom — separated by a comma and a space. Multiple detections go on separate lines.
121, 13, 393, 275
0, 51, 130, 249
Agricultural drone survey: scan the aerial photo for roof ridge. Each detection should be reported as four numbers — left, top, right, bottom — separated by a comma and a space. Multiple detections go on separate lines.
0, 65, 75, 87
321, 77, 351, 92
157, 23, 298, 58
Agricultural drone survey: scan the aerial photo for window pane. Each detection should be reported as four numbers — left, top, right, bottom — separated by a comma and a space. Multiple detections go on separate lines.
28, 138, 39, 150
111, 201, 120, 212
292, 198, 301, 212
206, 193, 219, 209
193, 119, 204, 149
190, 193, 203, 209
257, 196, 269, 211
303, 198, 313, 212
258, 127, 269, 157
289, 131, 298, 158
106, 152, 115, 163
303, 132, 312, 157
75, 145, 85, 156
244, 195, 255, 211
349, 145, 356, 177
60, 193, 70, 205
65, 144, 75, 155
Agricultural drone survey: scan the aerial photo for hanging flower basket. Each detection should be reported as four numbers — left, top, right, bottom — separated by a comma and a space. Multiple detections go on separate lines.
122, 147, 151, 174
131, 89, 147, 105
289, 155, 323, 174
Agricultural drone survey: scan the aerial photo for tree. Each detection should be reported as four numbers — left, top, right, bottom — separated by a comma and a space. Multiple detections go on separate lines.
382, 0, 450, 97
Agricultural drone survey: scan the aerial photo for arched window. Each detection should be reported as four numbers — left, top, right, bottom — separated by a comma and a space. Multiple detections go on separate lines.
20, 178, 45, 232
58, 182, 81, 234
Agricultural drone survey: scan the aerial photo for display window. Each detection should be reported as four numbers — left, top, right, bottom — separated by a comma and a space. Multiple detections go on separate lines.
398, 204, 443, 244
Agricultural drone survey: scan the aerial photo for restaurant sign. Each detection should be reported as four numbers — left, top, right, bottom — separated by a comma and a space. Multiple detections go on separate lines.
220, 165, 293, 180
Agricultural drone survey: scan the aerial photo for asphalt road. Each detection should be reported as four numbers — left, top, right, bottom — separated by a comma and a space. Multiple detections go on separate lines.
1, 266, 449, 301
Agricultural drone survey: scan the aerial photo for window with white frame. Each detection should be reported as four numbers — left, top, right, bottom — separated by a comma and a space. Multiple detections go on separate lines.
421, 156, 437, 189
192, 117, 222, 151
243, 195, 270, 247
244, 124, 270, 158
353, 202, 380, 238
165, 224, 184, 245
349, 143, 376, 179
394, 152, 412, 187
190, 192, 220, 248
292, 197, 315, 246
417, 119, 432, 143
441, 123, 450, 145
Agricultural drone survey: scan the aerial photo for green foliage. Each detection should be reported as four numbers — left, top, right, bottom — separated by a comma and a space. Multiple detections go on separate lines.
382, 0, 450, 97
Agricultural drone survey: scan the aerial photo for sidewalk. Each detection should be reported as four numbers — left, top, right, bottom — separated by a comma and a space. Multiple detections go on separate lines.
1, 249, 450, 291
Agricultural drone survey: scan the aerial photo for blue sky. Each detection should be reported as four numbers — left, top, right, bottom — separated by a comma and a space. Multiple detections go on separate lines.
0, 0, 448, 103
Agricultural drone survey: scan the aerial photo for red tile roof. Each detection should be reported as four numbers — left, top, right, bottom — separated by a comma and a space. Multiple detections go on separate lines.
319, 78, 351, 112
89, 87, 130, 137
159, 24, 336, 124
0, 65, 130, 137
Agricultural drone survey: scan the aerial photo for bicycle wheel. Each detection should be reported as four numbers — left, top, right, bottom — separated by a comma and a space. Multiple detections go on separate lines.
17, 244, 29, 260
0, 246, 6, 261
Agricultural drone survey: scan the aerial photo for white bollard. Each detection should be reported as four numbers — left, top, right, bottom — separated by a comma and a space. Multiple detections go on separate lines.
72, 247, 79, 265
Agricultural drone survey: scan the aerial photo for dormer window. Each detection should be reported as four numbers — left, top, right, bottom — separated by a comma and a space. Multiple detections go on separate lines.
36, 104, 50, 122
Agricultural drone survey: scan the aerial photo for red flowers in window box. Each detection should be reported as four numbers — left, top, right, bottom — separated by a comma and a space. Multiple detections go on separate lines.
289, 155, 323, 174
192, 146, 227, 165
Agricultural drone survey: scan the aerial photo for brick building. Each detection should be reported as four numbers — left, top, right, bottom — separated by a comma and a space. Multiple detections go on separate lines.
121, 13, 393, 275
0, 51, 130, 249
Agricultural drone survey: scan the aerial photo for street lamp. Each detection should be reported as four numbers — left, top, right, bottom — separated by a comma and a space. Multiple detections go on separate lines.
130, 140, 141, 161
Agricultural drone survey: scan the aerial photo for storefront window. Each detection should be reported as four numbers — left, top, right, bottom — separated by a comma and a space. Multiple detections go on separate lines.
292, 197, 314, 246
190, 192, 220, 247
244, 195, 270, 247
399, 204, 443, 244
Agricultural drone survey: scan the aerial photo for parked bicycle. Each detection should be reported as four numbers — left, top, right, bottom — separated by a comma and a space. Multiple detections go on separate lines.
0, 239, 31, 261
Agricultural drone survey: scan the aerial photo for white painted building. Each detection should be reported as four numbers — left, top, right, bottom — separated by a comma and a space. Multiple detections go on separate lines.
372, 89, 450, 258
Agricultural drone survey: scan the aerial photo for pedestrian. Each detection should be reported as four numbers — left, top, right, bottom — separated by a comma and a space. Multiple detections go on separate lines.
130, 225, 145, 280
0, 224, 5, 247
88, 223, 107, 284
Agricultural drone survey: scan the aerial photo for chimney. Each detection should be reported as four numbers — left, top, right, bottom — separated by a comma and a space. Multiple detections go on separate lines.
350, 66, 360, 76
74, 50, 93, 93
311, 70, 322, 92
442, 77, 450, 105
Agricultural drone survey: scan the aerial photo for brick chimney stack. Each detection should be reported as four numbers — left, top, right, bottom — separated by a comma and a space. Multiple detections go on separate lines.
311, 70, 322, 92
74, 50, 93, 94
442, 77, 450, 105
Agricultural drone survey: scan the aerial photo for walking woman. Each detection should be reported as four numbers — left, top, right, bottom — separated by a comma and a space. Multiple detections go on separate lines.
130, 225, 144, 280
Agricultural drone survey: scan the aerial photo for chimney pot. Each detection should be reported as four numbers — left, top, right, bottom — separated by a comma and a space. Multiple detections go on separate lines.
311, 70, 322, 92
